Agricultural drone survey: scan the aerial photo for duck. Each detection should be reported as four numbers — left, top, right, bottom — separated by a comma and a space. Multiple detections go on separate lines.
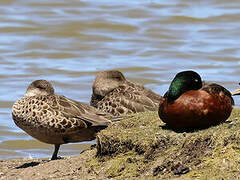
12, 80, 112, 160
158, 70, 234, 129
90, 70, 163, 116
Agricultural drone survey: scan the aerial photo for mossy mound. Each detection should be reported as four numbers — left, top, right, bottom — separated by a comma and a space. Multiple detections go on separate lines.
86, 108, 240, 179
1, 109, 240, 179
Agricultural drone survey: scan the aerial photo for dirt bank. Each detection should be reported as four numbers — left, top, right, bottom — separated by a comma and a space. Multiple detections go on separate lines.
1, 109, 240, 179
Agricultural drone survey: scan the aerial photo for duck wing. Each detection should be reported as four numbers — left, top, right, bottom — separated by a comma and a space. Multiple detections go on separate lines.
55, 95, 111, 127
95, 84, 161, 115
201, 83, 234, 105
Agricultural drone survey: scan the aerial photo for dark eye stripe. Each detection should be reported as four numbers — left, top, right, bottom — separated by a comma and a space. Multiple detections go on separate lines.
37, 86, 45, 90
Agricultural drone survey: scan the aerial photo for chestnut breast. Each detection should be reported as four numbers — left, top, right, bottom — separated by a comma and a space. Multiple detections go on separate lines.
159, 89, 233, 129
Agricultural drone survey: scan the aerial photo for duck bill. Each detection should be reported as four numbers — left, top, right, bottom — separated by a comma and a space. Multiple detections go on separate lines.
231, 88, 240, 96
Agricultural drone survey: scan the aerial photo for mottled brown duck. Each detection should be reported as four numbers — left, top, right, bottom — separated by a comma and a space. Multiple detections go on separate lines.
12, 80, 111, 160
90, 70, 163, 116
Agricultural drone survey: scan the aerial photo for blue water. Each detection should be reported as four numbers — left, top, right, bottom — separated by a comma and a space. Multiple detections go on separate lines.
0, 0, 240, 159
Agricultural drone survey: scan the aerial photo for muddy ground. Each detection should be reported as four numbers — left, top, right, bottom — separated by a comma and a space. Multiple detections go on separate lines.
1, 109, 240, 180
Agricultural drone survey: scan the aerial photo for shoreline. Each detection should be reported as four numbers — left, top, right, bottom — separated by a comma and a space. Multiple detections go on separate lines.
1, 109, 240, 179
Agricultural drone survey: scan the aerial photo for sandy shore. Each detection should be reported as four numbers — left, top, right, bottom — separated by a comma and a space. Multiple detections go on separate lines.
0, 149, 98, 180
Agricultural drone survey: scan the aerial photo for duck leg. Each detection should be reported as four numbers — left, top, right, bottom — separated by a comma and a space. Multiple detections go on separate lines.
51, 144, 60, 160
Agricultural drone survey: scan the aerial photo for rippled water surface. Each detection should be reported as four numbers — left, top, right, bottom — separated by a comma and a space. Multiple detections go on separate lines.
1, 0, 240, 159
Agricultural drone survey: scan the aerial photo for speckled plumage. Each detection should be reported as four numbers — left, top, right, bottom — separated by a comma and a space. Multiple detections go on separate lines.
90, 70, 163, 116
12, 80, 111, 160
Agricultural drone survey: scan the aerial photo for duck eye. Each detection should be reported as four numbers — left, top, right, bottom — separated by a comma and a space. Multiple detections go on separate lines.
37, 85, 45, 90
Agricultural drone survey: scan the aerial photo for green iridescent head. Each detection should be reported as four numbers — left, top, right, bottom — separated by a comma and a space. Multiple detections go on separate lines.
166, 70, 202, 102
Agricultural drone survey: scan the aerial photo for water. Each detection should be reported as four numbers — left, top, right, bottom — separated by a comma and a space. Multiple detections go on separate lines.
0, 0, 240, 159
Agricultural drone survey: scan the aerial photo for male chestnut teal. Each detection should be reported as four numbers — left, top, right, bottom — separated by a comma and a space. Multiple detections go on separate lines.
158, 71, 234, 129
90, 70, 163, 116
12, 80, 111, 160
